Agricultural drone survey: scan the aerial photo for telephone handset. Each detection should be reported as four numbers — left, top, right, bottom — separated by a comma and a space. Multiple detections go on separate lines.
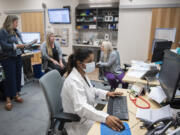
144, 117, 174, 135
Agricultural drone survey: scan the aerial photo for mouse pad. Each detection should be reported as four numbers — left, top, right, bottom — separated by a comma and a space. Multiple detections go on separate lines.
100, 122, 131, 135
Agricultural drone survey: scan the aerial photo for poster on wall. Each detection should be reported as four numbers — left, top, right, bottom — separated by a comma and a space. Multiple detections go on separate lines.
155, 28, 176, 43
54, 28, 69, 47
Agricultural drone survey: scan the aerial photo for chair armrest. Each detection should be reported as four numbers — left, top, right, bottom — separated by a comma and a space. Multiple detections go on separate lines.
62, 54, 68, 57
53, 112, 80, 122
123, 63, 131, 72
124, 63, 131, 68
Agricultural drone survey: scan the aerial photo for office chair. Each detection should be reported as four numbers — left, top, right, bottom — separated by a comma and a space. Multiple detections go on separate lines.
39, 70, 80, 135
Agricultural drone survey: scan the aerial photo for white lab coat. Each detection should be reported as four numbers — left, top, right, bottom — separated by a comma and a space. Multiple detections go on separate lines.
61, 68, 109, 135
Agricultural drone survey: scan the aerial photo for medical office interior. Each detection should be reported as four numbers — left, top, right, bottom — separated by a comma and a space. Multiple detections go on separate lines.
0, 0, 180, 135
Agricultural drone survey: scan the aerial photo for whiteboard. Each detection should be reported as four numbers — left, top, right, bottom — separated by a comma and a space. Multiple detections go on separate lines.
155, 28, 176, 42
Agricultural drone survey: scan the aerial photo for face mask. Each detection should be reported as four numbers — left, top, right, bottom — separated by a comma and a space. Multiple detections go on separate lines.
83, 62, 95, 73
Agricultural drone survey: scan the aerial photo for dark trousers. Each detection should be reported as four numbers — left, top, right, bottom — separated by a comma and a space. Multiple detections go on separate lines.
48, 59, 67, 76
1, 56, 22, 98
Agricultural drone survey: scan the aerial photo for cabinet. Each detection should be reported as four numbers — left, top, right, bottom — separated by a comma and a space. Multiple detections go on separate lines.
76, 3, 119, 31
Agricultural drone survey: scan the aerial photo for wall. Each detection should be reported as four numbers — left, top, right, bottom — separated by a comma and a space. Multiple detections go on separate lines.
148, 8, 180, 60
79, 0, 118, 4
120, 0, 180, 6
117, 0, 180, 65
0, 0, 79, 55
118, 9, 152, 64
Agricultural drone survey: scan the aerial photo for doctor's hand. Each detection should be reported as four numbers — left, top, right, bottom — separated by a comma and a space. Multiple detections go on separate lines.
106, 115, 124, 131
106, 92, 123, 97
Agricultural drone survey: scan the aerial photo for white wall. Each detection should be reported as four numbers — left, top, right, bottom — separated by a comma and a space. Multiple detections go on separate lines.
118, 9, 152, 64
0, 0, 79, 55
79, 0, 118, 4
120, 0, 180, 5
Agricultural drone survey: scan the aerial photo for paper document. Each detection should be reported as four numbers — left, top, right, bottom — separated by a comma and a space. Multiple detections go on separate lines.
126, 70, 146, 78
148, 86, 167, 104
136, 105, 173, 122
131, 60, 156, 71
175, 90, 180, 97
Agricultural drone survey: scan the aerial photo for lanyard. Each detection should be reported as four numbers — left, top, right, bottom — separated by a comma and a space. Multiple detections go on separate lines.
129, 93, 151, 109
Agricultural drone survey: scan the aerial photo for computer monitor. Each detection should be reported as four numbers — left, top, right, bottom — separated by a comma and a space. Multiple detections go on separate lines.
21, 32, 41, 44
151, 41, 172, 62
159, 50, 180, 103
48, 8, 71, 24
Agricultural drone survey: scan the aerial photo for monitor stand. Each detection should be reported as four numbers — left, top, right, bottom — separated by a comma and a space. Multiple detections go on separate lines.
163, 98, 180, 109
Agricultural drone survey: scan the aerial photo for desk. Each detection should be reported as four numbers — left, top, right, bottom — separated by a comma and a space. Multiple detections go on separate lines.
123, 69, 160, 86
22, 52, 35, 80
87, 88, 160, 135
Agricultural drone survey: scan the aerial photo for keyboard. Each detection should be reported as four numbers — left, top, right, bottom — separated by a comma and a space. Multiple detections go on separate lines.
107, 96, 129, 120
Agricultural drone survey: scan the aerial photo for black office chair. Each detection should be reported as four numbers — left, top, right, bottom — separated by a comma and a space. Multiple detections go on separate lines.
39, 70, 80, 135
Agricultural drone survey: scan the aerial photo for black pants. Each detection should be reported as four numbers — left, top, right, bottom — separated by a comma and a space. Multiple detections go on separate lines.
48, 59, 67, 76
1, 56, 22, 98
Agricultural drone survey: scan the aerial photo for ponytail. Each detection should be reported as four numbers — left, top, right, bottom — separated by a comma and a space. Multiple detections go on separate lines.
67, 49, 93, 76
67, 54, 75, 75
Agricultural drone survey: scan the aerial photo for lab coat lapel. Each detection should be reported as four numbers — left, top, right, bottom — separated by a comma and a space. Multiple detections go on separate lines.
72, 68, 95, 105
72, 68, 89, 88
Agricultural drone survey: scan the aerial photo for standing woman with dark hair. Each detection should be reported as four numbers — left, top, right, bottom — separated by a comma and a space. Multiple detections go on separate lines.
0, 15, 25, 111
61, 49, 124, 135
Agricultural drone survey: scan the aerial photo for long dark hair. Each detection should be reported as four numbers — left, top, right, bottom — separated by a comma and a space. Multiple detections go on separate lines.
67, 49, 93, 75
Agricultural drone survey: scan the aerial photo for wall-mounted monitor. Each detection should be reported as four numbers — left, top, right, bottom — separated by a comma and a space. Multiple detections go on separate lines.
21, 32, 41, 44
48, 8, 71, 24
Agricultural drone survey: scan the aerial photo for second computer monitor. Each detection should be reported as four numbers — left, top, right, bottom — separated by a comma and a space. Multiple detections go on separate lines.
21, 32, 41, 44
151, 40, 172, 62
159, 50, 180, 102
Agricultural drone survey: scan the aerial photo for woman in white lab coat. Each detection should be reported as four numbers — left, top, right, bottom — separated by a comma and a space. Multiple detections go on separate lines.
61, 49, 124, 135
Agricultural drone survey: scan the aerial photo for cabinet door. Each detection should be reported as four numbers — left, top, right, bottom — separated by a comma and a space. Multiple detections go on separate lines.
21, 12, 44, 42
21, 12, 44, 65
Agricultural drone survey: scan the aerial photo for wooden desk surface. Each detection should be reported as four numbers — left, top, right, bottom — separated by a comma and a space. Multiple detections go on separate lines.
22, 52, 34, 57
123, 69, 160, 86
87, 88, 160, 135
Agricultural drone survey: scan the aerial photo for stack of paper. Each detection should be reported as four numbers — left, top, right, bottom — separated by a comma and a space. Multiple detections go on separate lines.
148, 86, 167, 104
126, 70, 147, 78
131, 60, 156, 71
136, 105, 173, 122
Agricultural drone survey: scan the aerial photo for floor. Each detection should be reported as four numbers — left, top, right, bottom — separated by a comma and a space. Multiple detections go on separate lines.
0, 68, 109, 135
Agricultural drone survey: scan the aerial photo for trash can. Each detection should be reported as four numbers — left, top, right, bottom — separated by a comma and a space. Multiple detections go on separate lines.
33, 64, 44, 79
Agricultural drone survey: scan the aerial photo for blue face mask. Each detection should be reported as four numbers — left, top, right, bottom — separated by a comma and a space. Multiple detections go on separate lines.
83, 62, 95, 73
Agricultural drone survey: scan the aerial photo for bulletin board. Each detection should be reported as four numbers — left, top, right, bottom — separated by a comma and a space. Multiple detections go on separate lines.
155, 28, 176, 43
54, 28, 69, 47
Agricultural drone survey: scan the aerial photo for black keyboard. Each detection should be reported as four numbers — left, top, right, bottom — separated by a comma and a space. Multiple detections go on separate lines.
107, 96, 129, 120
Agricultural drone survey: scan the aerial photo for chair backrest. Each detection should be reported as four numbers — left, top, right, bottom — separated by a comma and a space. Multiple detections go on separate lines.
39, 70, 64, 117
115, 50, 121, 66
